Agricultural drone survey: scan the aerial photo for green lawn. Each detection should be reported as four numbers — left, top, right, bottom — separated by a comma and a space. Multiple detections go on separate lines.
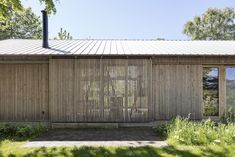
1, 140, 235, 157
1, 119, 235, 157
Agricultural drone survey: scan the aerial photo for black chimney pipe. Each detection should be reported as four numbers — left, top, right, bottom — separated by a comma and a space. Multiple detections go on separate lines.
41, 10, 49, 48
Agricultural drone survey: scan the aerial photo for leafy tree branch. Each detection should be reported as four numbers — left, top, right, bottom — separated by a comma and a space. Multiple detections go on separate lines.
183, 7, 235, 40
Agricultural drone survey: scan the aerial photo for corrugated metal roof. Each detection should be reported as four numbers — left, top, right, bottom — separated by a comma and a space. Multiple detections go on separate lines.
0, 39, 235, 56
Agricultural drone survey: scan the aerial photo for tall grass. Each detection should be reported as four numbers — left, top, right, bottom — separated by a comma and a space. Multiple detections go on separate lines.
156, 116, 235, 145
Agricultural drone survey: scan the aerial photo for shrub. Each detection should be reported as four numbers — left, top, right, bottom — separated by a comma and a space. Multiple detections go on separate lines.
155, 123, 169, 138
221, 108, 235, 124
156, 116, 235, 145
0, 123, 47, 140
0, 123, 17, 138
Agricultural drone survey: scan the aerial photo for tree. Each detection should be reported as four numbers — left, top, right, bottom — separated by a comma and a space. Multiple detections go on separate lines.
156, 38, 165, 40
0, 8, 42, 40
183, 8, 235, 40
0, 0, 56, 22
54, 28, 73, 40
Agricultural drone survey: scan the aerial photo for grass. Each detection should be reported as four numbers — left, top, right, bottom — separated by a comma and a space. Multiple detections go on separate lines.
0, 140, 235, 157
156, 116, 235, 145
0, 119, 235, 157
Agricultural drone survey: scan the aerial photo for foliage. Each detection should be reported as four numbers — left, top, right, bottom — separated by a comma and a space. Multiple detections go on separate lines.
156, 116, 235, 145
156, 38, 165, 40
203, 96, 219, 116
221, 108, 235, 124
0, 8, 42, 40
203, 67, 219, 116
54, 27, 73, 40
155, 121, 174, 138
0, 0, 56, 22
0, 123, 47, 140
183, 7, 235, 40
0, 121, 234, 156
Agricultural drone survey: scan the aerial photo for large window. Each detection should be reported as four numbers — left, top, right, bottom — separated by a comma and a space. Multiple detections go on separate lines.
74, 59, 150, 122
226, 67, 235, 112
203, 67, 219, 116
103, 60, 149, 122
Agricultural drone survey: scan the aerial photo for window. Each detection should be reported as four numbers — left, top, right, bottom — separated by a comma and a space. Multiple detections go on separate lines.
103, 60, 149, 122
226, 67, 235, 112
203, 67, 219, 116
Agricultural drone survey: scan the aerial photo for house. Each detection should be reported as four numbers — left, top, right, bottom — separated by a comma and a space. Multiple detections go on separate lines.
0, 11, 235, 125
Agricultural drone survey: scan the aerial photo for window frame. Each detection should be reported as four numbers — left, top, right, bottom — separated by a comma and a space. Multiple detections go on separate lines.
225, 65, 235, 113
202, 65, 221, 119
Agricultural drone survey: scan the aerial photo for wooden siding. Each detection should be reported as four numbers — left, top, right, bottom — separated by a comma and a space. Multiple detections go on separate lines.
50, 59, 152, 122
0, 64, 49, 121
219, 66, 226, 117
50, 59, 74, 122
152, 64, 203, 120
152, 56, 235, 65
0, 56, 233, 122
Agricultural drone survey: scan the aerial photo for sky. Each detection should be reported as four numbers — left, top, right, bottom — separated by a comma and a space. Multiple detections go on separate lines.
227, 67, 235, 80
22, 0, 235, 40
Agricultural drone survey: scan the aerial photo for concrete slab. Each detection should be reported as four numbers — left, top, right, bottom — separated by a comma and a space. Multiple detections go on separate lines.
23, 141, 167, 147
23, 128, 167, 148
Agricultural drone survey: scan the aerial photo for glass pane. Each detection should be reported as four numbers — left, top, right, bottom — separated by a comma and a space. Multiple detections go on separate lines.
103, 62, 126, 122
79, 60, 101, 121
226, 67, 235, 112
103, 60, 149, 122
203, 67, 219, 116
127, 64, 148, 121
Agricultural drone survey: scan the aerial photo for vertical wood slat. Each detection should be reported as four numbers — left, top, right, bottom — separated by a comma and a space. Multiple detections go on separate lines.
148, 59, 153, 121
0, 57, 230, 123
125, 60, 128, 121
74, 59, 83, 122
168, 65, 176, 118
50, 59, 74, 122
219, 65, 226, 117
50, 59, 151, 122
153, 64, 160, 120
100, 59, 104, 120
0, 64, 49, 122
152, 64, 202, 120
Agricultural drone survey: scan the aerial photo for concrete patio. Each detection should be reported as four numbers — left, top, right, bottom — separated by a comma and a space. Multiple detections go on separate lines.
23, 128, 167, 147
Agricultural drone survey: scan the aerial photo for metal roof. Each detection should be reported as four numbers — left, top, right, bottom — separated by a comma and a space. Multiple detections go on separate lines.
0, 39, 235, 56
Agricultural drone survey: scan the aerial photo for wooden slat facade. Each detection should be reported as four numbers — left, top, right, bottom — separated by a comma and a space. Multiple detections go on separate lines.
0, 64, 49, 121
50, 59, 151, 122
0, 56, 233, 122
152, 64, 202, 120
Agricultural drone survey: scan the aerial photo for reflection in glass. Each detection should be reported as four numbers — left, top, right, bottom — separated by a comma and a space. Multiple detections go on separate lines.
103, 60, 149, 122
203, 67, 219, 116
104, 64, 126, 122
226, 67, 235, 112
127, 65, 148, 121
75, 59, 150, 122
80, 60, 101, 121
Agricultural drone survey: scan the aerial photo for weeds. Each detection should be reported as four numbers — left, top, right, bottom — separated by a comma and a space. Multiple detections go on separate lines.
0, 123, 47, 140
156, 116, 235, 145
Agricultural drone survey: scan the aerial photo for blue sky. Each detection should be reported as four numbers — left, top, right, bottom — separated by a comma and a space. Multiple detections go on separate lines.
227, 67, 235, 80
22, 0, 235, 40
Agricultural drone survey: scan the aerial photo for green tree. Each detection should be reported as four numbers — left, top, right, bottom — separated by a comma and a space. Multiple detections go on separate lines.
0, 8, 42, 40
0, 0, 56, 22
183, 7, 235, 40
54, 28, 73, 40
156, 38, 165, 40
